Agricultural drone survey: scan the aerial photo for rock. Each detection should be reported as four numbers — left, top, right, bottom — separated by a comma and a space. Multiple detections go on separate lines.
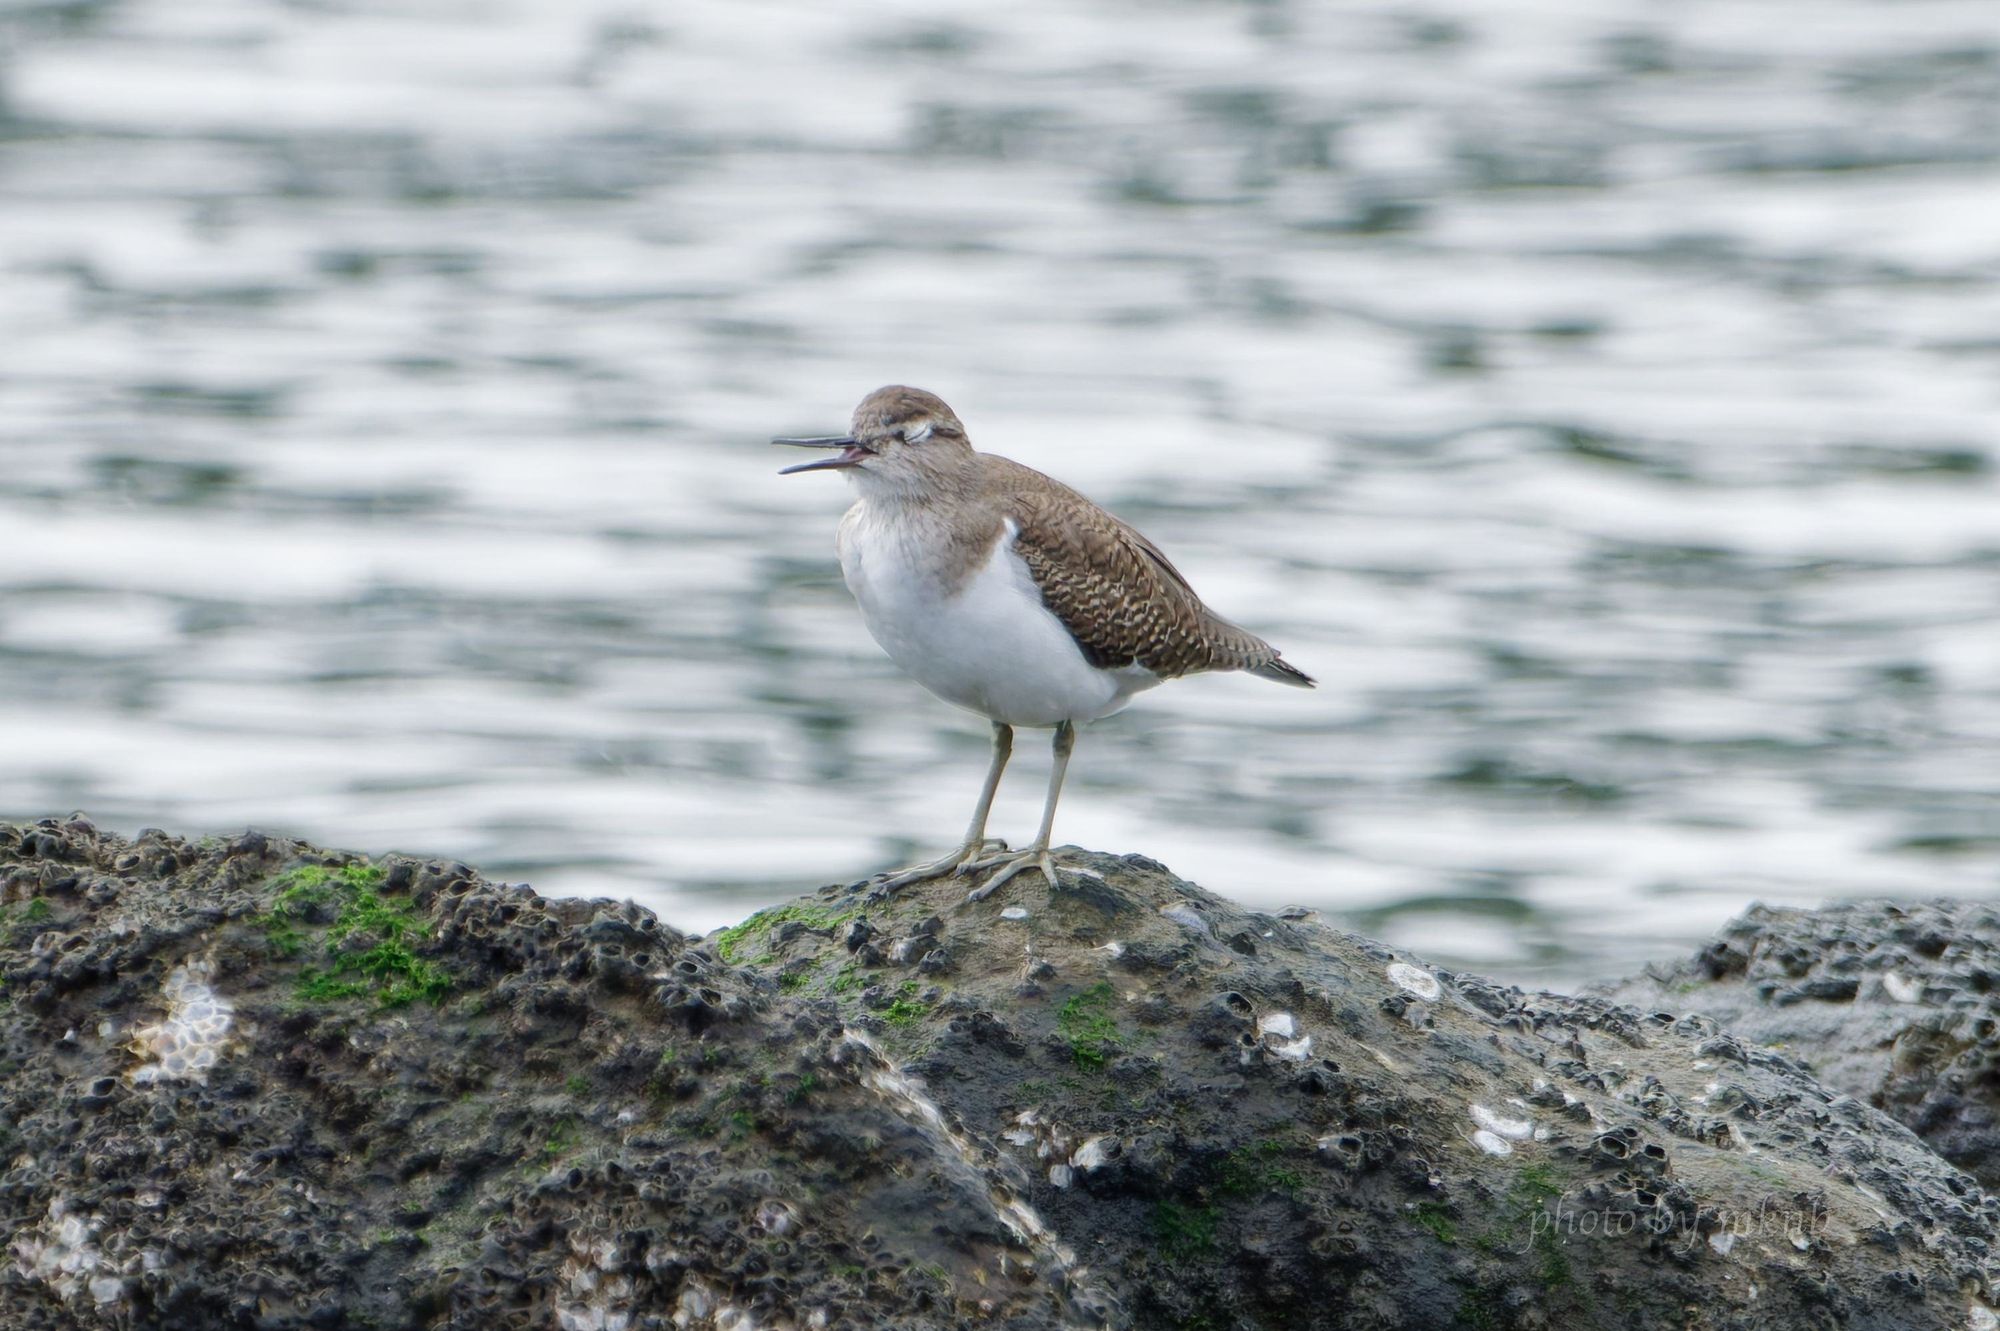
0, 818, 1994, 1330
1602, 898, 2000, 1191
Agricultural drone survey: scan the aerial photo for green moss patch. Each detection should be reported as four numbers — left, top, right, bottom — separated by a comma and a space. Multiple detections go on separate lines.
1216, 1140, 1304, 1199
1472, 1163, 1577, 1295
264, 863, 449, 1008
883, 980, 930, 1027
7, 896, 52, 943
1411, 1200, 1457, 1245
713, 903, 859, 965
1057, 981, 1121, 1071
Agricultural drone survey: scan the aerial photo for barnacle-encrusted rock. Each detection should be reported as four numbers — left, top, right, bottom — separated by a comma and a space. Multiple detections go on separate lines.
0, 818, 1995, 1330
1604, 898, 2000, 1191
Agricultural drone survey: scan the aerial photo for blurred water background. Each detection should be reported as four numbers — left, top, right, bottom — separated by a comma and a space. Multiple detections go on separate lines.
1, 0, 1996, 989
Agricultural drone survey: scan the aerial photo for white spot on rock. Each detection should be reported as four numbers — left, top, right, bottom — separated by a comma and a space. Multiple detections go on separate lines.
1049, 1163, 1074, 1189
556, 1230, 635, 1331
1071, 1136, 1114, 1171
11, 1198, 120, 1309
1883, 972, 1923, 1004
669, 1276, 765, 1330
999, 907, 1028, 921
1470, 1104, 1534, 1140
1271, 1035, 1314, 1061
1708, 1231, 1736, 1257
1471, 1130, 1512, 1157
1387, 962, 1441, 1001
1257, 1012, 1297, 1039
129, 962, 233, 1086
1252, 1011, 1313, 1060
755, 1201, 799, 1236
1159, 904, 1208, 934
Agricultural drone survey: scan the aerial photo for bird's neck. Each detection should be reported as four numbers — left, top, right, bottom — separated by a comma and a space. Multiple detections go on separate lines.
847, 462, 1008, 596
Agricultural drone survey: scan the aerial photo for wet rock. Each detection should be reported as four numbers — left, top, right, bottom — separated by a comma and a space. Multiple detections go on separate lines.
0, 822, 1995, 1330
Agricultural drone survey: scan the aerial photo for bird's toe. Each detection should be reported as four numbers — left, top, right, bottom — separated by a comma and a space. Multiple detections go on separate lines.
961, 847, 1058, 903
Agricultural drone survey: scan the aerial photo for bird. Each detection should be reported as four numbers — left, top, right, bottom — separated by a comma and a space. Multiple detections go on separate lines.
776, 385, 1313, 900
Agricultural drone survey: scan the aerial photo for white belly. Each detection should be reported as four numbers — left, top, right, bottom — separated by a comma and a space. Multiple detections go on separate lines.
838, 510, 1159, 727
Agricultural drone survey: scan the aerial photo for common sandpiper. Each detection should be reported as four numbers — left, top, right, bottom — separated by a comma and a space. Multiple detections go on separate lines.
778, 385, 1313, 899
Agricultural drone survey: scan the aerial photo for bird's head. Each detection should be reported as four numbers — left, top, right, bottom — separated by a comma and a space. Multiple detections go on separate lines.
775, 385, 973, 498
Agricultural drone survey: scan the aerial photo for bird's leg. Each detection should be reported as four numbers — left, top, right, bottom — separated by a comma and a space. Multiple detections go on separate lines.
876, 722, 1013, 890
965, 720, 1073, 901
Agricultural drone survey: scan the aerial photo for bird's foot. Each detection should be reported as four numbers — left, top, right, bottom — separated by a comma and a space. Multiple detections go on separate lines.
963, 846, 1059, 902
874, 839, 1007, 892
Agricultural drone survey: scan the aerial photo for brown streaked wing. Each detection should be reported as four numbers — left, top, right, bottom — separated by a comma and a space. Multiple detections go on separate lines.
1001, 471, 1239, 679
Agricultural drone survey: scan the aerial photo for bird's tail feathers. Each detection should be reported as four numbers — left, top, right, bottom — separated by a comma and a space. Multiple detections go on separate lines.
1200, 611, 1316, 689
1249, 657, 1316, 689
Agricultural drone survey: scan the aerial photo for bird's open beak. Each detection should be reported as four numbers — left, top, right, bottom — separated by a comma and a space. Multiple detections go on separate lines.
774, 436, 873, 474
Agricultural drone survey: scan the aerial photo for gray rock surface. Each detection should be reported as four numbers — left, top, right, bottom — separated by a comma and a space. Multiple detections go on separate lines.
1604, 898, 2000, 1192
1, 817, 1996, 1329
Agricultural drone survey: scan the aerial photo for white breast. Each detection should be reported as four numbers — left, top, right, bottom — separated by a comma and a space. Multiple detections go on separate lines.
837, 507, 1159, 727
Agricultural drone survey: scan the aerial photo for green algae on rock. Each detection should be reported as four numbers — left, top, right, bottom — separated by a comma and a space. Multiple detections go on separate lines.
1, 817, 1997, 1330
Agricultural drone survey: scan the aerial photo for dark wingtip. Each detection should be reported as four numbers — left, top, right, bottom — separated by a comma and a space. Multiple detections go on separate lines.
1251, 658, 1316, 689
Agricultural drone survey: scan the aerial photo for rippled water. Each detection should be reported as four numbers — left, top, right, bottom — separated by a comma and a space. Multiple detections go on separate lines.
2, 0, 1996, 987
